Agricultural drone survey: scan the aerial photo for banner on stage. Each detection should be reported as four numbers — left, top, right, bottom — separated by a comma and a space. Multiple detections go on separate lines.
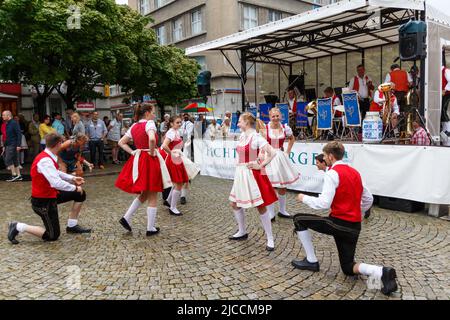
230, 113, 240, 133
248, 105, 257, 119
194, 139, 450, 205
343, 92, 361, 126
317, 98, 332, 130
276, 103, 289, 125
259, 103, 271, 124
296, 102, 309, 128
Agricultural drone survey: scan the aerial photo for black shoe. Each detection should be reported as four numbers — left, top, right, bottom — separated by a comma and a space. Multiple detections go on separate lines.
66, 225, 92, 234
266, 245, 274, 252
169, 209, 183, 216
163, 200, 170, 207
277, 212, 292, 219
381, 267, 398, 296
228, 233, 248, 241
146, 227, 160, 236
271, 216, 276, 222
119, 217, 132, 232
8, 222, 19, 244
364, 208, 371, 219
291, 258, 320, 272
180, 196, 187, 205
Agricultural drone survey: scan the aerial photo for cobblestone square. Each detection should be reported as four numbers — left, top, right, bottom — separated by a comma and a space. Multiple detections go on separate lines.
0, 174, 449, 300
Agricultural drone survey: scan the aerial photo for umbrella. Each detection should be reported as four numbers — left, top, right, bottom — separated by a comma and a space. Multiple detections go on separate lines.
182, 102, 214, 113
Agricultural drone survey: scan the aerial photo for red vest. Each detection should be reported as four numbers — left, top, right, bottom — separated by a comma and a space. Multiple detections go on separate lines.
442, 67, 450, 94
369, 90, 396, 112
332, 95, 342, 117
330, 164, 363, 223
390, 69, 409, 92
31, 151, 59, 199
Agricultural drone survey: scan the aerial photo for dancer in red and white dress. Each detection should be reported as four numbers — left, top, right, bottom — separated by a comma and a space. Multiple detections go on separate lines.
263, 107, 300, 221
160, 115, 192, 216
116, 104, 171, 236
229, 113, 278, 251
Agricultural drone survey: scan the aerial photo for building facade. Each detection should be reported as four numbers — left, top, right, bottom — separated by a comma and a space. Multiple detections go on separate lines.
135, 0, 337, 117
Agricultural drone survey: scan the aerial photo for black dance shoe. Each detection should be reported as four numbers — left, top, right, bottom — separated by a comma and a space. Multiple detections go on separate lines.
169, 209, 183, 216
146, 227, 160, 236
8, 222, 19, 245
271, 216, 276, 222
364, 208, 371, 219
381, 267, 398, 296
119, 218, 132, 232
266, 245, 274, 252
228, 233, 248, 241
163, 200, 170, 207
277, 212, 292, 219
291, 258, 320, 272
180, 196, 187, 205
66, 225, 92, 234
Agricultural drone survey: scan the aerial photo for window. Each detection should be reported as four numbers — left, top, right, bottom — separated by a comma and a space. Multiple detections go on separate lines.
172, 18, 183, 42
268, 10, 282, 23
191, 10, 202, 35
243, 5, 258, 30
156, 25, 166, 45
140, 0, 150, 15
194, 56, 207, 72
154, 0, 167, 9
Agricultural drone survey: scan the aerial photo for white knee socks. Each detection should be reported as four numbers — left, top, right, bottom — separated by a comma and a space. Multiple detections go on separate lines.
181, 188, 187, 198
16, 222, 28, 233
167, 188, 173, 203
358, 263, 383, 279
147, 207, 157, 232
297, 230, 318, 263
259, 211, 274, 248
233, 208, 247, 237
124, 197, 142, 223
67, 219, 78, 228
170, 189, 181, 214
267, 204, 275, 220
278, 194, 290, 216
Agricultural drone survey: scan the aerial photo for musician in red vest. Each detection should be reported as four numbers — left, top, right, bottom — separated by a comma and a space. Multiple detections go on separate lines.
441, 64, 450, 122
291, 142, 398, 296
348, 64, 374, 121
7, 133, 91, 244
385, 64, 412, 112
287, 87, 299, 114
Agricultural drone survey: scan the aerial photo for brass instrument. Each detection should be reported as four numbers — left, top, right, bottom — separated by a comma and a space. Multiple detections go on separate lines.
306, 101, 319, 139
406, 112, 414, 137
379, 82, 393, 127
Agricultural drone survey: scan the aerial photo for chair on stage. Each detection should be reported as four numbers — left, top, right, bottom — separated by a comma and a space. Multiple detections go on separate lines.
341, 91, 362, 142
332, 105, 345, 137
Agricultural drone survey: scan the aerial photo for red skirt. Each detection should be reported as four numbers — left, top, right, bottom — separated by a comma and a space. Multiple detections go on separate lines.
115, 152, 163, 194
252, 169, 278, 207
159, 149, 189, 184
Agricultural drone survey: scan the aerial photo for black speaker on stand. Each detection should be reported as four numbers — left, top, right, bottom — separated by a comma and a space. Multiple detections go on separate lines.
399, 20, 427, 61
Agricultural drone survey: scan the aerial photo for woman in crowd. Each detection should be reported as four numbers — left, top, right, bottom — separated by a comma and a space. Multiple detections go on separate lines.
58, 133, 94, 175
39, 115, 55, 151
115, 104, 171, 236
228, 112, 278, 251
263, 107, 300, 220
71, 112, 85, 136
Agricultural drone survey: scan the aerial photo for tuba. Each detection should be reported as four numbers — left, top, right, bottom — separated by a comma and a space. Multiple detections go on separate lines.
306, 100, 319, 139
379, 82, 393, 126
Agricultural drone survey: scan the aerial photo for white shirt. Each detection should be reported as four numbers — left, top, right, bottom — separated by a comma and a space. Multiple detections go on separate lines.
238, 130, 268, 150
180, 120, 194, 140
266, 123, 293, 138
385, 69, 413, 84
288, 98, 298, 113
443, 66, 450, 92
348, 75, 372, 99
124, 120, 157, 139
107, 119, 121, 141
37, 149, 76, 192
373, 90, 400, 115
302, 160, 373, 214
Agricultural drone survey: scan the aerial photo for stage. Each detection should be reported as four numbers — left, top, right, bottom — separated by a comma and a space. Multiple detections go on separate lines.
194, 139, 450, 208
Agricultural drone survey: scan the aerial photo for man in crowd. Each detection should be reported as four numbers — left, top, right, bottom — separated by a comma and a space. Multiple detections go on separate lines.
64, 108, 74, 137
292, 142, 396, 296
28, 113, 41, 160
159, 113, 170, 141
86, 111, 107, 169
180, 113, 194, 160
1, 111, 23, 181
52, 113, 65, 135
107, 113, 123, 164
411, 118, 430, 146
348, 64, 374, 120
7, 132, 91, 244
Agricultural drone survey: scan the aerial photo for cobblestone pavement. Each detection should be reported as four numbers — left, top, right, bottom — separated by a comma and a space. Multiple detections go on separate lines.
0, 175, 449, 300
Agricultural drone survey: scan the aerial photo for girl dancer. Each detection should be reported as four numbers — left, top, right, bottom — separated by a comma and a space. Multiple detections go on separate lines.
264, 107, 300, 220
115, 104, 171, 235
160, 116, 190, 216
229, 112, 278, 251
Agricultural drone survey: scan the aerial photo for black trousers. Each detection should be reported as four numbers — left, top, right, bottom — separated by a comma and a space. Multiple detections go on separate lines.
31, 190, 86, 241
359, 98, 371, 121
442, 94, 450, 122
293, 213, 361, 276
89, 140, 104, 166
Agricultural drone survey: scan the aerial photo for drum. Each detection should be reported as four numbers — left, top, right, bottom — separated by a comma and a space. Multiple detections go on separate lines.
362, 112, 383, 143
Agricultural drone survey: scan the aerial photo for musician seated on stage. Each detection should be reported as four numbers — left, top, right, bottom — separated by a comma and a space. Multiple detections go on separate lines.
370, 83, 400, 135
411, 119, 430, 146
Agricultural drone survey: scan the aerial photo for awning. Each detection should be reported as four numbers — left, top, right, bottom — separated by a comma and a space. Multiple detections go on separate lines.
0, 93, 18, 100
186, 0, 425, 65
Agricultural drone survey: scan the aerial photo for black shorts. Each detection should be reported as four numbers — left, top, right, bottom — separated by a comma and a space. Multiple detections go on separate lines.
3, 145, 18, 167
31, 190, 86, 241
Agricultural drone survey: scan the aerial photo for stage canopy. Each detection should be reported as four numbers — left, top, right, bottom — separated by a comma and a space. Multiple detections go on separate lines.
186, 0, 428, 64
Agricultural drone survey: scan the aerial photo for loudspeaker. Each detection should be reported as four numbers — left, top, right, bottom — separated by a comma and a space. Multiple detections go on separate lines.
289, 74, 305, 94
399, 20, 427, 61
264, 94, 279, 108
197, 71, 212, 96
